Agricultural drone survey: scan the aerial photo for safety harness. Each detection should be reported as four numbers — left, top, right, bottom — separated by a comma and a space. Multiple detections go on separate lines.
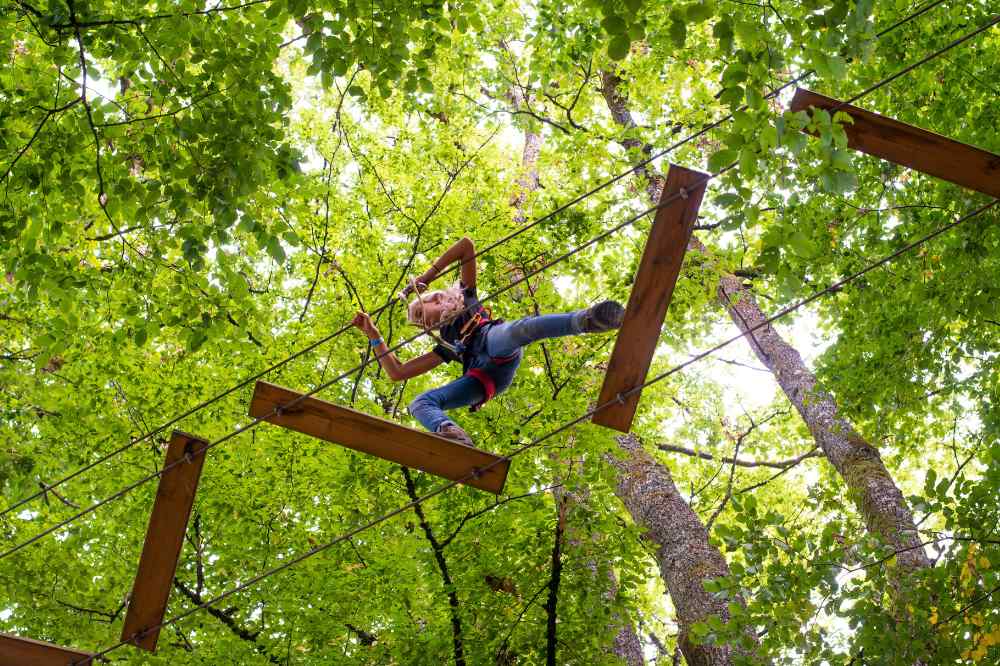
405, 279, 518, 411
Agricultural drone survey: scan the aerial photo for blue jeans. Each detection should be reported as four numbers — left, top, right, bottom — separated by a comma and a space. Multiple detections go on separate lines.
408, 312, 583, 432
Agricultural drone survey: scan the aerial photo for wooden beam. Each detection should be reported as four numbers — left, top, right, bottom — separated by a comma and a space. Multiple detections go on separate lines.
789, 88, 1000, 198
0, 632, 93, 665
593, 164, 707, 433
249, 381, 510, 495
120, 431, 208, 652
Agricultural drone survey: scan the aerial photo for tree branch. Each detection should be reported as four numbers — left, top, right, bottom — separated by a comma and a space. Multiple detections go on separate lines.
38, 481, 79, 509
545, 497, 566, 665
174, 578, 283, 664
50, 0, 274, 30
345, 623, 377, 645
496, 581, 549, 662
401, 467, 465, 665
440, 486, 558, 549
56, 597, 126, 623
0, 97, 82, 185
658, 443, 820, 469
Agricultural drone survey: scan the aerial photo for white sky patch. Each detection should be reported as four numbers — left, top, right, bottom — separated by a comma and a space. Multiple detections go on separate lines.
299, 144, 327, 173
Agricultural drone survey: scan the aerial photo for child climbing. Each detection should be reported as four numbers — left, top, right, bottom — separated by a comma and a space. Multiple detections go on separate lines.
351, 237, 624, 447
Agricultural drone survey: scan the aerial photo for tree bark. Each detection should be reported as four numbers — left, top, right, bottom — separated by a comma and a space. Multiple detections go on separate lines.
608, 435, 758, 665
599, 71, 665, 203
713, 268, 931, 581
509, 88, 543, 223
598, 70, 931, 593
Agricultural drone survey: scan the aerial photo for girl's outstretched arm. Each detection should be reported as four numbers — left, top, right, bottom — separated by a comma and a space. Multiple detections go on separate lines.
416, 236, 476, 290
352, 312, 443, 381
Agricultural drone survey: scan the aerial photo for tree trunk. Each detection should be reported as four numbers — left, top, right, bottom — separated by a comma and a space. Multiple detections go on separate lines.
598, 70, 931, 592
509, 88, 543, 223
511, 129, 542, 222
608, 435, 757, 665
713, 269, 931, 576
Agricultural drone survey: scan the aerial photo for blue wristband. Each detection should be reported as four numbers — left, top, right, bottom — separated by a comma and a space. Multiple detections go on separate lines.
369, 337, 383, 347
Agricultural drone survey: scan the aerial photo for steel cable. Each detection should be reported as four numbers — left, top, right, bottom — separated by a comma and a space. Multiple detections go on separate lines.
0, 0, 949, 518
80, 195, 999, 665
3, 0, 984, 561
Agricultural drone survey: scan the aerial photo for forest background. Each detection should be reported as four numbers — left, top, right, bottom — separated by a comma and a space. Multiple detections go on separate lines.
1, 0, 999, 663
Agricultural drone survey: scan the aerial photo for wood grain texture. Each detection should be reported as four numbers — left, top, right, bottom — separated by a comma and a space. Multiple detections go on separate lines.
249, 381, 509, 494
790, 88, 1000, 198
593, 164, 707, 433
120, 431, 208, 652
0, 632, 93, 665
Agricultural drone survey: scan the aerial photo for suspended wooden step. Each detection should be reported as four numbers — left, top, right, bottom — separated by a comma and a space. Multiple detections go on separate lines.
790, 88, 1000, 198
0, 632, 93, 665
120, 431, 209, 652
249, 381, 510, 494
593, 164, 708, 433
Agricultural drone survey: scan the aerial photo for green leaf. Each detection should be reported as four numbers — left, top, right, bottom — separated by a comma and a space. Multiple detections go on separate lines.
266, 236, 286, 263
759, 125, 778, 149
186, 329, 207, 353
669, 18, 687, 47
685, 0, 715, 23
830, 149, 853, 171
831, 170, 858, 193
601, 15, 628, 35
715, 193, 742, 208
264, 0, 284, 19
713, 18, 734, 51
788, 231, 816, 257
721, 63, 747, 86
708, 148, 737, 172
608, 35, 631, 61
719, 86, 744, 107
738, 147, 757, 178
827, 54, 847, 79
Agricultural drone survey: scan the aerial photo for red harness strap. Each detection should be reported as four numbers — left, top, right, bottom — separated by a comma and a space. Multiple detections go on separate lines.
465, 350, 518, 412
466, 368, 496, 405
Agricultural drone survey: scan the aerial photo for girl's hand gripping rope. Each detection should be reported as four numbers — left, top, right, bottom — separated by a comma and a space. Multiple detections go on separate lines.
351, 311, 380, 341
399, 279, 427, 301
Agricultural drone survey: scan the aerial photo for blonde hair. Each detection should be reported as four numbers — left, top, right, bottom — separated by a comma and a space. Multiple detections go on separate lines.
406, 282, 465, 329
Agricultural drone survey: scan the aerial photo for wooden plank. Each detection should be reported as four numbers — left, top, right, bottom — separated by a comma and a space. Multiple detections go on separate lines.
593, 164, 707, 433
249, 381, 509, 495
120, 431, 208, 652
0, 632, 92, 665
789, 88, 1000, 198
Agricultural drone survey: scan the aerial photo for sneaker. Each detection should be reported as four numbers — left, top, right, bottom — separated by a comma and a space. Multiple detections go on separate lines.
436, 423, 475, 448
579, 300, 625, 333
